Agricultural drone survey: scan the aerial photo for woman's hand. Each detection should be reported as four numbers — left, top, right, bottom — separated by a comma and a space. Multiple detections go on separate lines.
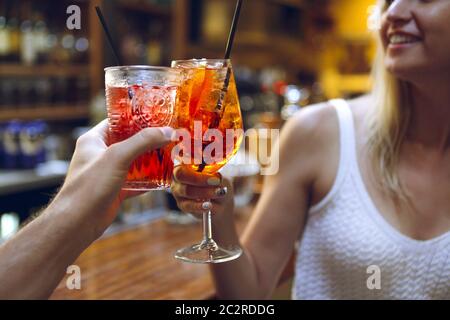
171, 166, 234, 219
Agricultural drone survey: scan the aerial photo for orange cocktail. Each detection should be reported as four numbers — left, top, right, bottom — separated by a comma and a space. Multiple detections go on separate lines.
172, 59, 244, 264
172, 59, 243, 174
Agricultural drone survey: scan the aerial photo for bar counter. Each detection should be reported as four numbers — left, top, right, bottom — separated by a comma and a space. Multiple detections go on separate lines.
50, 208, 252, 300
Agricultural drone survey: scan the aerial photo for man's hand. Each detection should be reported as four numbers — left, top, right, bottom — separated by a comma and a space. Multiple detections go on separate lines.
56, 119, 174, 239
0, 119, 173, 299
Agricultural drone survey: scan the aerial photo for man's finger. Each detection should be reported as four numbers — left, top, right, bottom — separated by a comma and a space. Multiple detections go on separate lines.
76, 120, 108, 148
109, 127, 174, 167
89, 119, 109, 138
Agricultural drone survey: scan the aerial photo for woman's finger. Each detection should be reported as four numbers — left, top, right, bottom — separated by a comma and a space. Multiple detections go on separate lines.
173, 165, 222, 187
171, 182, 228, 200
175, 197, 222, 216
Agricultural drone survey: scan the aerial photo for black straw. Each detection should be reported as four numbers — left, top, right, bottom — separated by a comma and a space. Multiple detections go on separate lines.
95, 6, 122, 66
224, 0, 243, 60
96, 6, 134, 99
199, 0, 243, 173
214, 0, 243, 113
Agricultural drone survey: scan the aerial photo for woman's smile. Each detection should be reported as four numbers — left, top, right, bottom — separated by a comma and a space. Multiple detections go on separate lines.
387, 32, 422, 54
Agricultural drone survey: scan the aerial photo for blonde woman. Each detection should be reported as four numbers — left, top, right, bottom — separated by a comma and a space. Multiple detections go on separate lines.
171, 0, 450, 299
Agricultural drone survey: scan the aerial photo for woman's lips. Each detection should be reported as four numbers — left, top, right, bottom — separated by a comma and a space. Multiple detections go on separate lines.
387, 41, 420, 53
386, 33, 422, 52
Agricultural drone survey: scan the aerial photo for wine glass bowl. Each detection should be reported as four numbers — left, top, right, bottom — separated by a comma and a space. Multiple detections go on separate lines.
171, 59, 244, 264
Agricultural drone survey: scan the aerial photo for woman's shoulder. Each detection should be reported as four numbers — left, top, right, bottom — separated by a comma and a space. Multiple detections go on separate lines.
278, 95, 371, 187
283, 101, 338, 146
277, 101, 340, 187
284, 94, 371, 142
347, 94, 373, 119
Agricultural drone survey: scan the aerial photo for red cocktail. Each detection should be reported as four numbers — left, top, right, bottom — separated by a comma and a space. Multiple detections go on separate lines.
105, 66, 181, 190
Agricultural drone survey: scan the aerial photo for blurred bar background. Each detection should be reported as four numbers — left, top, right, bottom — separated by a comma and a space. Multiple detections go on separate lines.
0, 0, 376, 241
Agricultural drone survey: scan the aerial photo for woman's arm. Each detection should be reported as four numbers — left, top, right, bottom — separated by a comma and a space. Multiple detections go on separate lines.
172, 104, 335, 299
0, 120, 173, 299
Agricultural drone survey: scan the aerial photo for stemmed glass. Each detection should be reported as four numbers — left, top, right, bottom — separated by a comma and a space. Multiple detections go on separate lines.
171, 59, 244, 264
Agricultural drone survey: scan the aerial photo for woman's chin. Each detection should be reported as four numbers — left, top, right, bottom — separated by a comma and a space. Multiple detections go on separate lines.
385, 63, 423, 82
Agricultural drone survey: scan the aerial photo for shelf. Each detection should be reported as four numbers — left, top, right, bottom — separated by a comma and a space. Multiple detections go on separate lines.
0, 163, 68, 196
189, 31, 307, 54
117, 0, 172, 17
267, 0, 306, 9
0, 64, 90, 77
187, 32, 318, 72
0, 105, 89, 121
187, 39, 290, 58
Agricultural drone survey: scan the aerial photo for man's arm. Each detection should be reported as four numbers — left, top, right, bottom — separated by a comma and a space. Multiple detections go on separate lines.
0, 197, 97, 299
0, 120, 173, 299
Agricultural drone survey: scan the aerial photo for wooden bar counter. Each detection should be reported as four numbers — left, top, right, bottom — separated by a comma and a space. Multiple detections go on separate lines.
50, 208, 252, 300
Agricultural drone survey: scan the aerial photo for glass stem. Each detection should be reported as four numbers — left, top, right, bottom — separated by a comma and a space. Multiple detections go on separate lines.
201, 205, 218, 251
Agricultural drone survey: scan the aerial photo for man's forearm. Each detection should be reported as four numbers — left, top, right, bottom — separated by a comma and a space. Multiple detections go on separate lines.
0, 195, 97, 299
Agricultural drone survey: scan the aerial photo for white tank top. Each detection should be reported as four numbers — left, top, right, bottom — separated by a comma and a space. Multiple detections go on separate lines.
292, 99, 450, 300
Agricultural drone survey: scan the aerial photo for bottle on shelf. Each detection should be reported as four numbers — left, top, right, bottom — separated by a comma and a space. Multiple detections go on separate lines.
8, 17, 21, 63
16, 78, 36, 107
51, 77, 69, 105
3, 0, 22, 61
20, 19, 37, 65
34, 77, 52, 105
0, 123, 4, 168
75, 76, 90, 104
1, 121, 22, 169
45, 30, 59, 64
33, 16, 50, 64
0, 77, 19, 107
73, 36, 89, 64
19, 120, 48, 169
0, 3, 21, 64
0, 16, 10, 60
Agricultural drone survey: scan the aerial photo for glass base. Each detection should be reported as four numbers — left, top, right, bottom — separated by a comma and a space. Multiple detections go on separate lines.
175, 243, 242, 264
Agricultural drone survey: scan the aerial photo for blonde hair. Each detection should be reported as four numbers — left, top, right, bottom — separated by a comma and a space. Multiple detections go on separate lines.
367, 0, 412, 201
